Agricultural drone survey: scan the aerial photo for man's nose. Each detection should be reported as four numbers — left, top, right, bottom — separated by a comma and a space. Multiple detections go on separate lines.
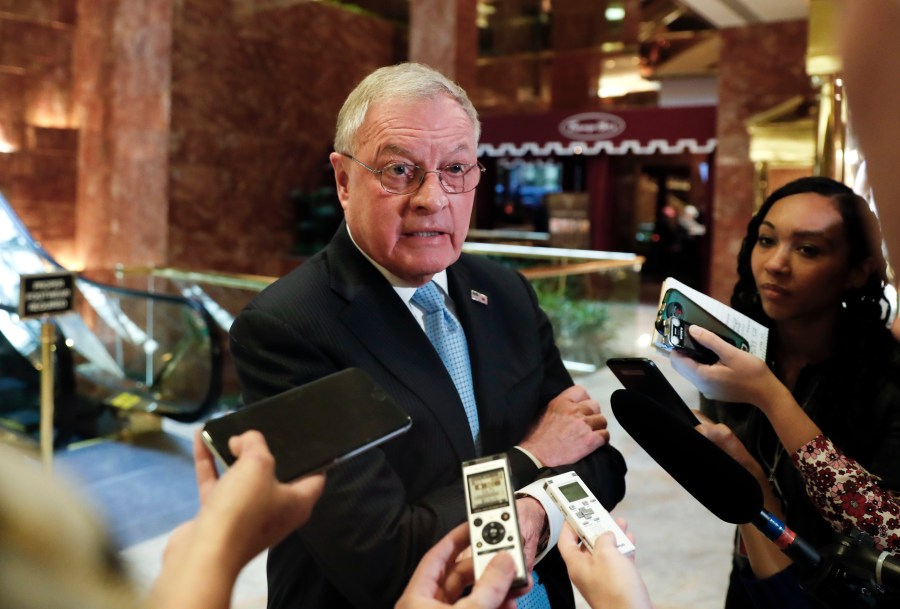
410, 172, 448, 211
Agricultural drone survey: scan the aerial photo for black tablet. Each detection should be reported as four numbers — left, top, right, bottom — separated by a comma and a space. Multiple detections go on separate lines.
201, 368, 411, 482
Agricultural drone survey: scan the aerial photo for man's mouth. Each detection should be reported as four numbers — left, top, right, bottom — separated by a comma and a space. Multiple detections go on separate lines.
407, 231, 444, 237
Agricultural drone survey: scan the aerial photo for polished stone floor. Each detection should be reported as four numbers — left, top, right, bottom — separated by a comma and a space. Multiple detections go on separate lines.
55, 303, 733, 609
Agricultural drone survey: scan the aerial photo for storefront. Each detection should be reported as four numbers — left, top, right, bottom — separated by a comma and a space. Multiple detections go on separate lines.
474, 105, 717, 288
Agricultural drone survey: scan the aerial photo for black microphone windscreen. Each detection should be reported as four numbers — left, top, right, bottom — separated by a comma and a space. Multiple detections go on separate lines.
611, 388, 763, 524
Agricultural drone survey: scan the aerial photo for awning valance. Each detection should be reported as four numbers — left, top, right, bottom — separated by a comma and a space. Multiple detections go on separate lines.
477, 105, 717, 157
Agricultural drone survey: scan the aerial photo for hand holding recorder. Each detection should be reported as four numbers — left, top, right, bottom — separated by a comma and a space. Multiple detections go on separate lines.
557, 522, 652, 609
543, 471, 634, 556
395, 523, 524, 609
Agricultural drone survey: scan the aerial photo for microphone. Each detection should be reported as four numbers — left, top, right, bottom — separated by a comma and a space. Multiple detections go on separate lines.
609, 387, 900, 599
610, 388, 821, 566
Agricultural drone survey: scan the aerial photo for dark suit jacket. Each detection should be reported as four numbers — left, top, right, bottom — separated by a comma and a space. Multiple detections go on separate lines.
230, 224, 627, 609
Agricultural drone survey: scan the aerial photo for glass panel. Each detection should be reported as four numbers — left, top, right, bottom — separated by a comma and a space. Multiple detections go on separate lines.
0, 192, 221, 436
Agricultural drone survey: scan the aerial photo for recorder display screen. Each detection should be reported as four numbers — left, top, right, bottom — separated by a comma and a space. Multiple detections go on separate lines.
558, 481, 589, 502
467, 468, 510, 512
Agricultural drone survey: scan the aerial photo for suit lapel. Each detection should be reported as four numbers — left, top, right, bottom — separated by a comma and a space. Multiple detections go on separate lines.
327, 228, 476, 460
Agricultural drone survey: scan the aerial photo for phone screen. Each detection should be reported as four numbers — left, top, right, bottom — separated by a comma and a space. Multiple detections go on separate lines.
201, 368, 411, 482
606, 357, 700, 426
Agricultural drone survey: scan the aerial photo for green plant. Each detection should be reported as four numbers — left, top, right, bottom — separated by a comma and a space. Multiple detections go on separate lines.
535, 287, 616, 368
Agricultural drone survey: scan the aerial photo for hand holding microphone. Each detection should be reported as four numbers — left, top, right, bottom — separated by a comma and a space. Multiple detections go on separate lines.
610, 388, 900, 600
669, 324, 824, 456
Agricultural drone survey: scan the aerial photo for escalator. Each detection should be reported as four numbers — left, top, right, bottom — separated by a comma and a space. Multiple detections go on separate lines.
0, 192, 222, 444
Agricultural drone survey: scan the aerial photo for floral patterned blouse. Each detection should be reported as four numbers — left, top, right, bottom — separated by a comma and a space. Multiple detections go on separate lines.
793, 434, 900, 552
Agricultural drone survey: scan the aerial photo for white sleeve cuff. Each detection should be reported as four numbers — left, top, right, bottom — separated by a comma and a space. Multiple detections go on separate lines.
513, 445, 544, 469
515, 479, 563, 564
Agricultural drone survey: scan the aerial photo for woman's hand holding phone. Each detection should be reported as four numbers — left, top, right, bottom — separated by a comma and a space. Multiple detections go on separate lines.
668, 325, 780, 407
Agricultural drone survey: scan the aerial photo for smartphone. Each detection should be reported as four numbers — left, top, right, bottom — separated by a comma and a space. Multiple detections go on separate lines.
661, 317, 718, 364
461, 454, 528, 588
201, 368, 412, 482
655, 288, 750, 352
606, 357, 700, 426
543, 471, 634, 555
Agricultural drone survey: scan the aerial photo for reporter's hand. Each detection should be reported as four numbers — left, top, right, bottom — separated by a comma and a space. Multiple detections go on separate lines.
168, 430, 325, 574
520, 385, 609, 467
557, 521, 652, 609
395, 523, 523, 609
153, 430, 325, 609
693, 417, 783, 517
669, 324, 785, 408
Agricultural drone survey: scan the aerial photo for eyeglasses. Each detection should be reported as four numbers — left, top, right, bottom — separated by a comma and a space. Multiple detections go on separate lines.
343, 154, 486, 195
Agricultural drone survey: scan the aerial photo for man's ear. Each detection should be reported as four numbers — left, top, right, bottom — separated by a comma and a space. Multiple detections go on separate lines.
329, 152, 351, 211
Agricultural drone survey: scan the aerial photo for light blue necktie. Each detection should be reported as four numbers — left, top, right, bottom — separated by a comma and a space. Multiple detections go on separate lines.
411, 281, 481, 451
412, 282, 550, 609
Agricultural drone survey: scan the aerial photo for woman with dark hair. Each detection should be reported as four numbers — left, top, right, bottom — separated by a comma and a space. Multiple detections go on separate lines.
671, 176, 900, 608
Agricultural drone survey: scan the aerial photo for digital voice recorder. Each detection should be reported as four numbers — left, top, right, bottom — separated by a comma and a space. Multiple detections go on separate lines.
461, 454, 528, 587
544, 471, 635, 555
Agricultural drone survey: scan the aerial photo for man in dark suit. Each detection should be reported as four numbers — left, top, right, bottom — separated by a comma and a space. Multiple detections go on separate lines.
230, 62, 627, 609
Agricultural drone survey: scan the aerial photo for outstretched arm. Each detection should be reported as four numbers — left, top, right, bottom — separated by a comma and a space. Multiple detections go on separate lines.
149, 431, 325, 609
674, 327, 900, 551
670, 324, 820, 454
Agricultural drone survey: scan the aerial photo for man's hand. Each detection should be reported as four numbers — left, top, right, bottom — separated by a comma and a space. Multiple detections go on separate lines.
515, 496, 548, 572
519, 385, 608, 467
395, 523, 523, 609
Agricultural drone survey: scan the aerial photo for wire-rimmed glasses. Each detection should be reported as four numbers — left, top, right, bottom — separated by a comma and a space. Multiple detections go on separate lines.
343, 154, 486, 195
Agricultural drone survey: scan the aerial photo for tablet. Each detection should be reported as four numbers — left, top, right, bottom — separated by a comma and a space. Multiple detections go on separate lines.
201, 368, 411, 482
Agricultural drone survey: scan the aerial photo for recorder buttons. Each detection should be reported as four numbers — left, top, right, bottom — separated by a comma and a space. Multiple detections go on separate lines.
482, 521, 505, 544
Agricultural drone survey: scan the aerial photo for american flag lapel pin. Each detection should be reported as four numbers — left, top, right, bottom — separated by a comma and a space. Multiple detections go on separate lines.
470, 289, 489, 305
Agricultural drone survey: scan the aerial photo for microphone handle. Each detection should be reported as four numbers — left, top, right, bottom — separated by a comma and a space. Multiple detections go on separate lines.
752, 510, 823, 568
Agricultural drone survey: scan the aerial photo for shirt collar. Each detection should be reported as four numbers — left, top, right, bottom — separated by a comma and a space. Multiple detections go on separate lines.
345, 224, 450, 304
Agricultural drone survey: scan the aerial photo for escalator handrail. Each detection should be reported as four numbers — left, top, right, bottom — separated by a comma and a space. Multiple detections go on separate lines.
1, 192, 221, 421
72, 276, 224, 422
2, 279, 223, 422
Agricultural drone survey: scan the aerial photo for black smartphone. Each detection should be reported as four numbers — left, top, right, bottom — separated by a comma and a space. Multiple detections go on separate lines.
201, 368, 412, 482
655, 288, 750, 353
606, 357, 700, 426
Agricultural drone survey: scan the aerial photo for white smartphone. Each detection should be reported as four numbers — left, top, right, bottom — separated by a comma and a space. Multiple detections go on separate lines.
544, 471, 635, 555
461, 454, 529, 587
201, 368, 411, 482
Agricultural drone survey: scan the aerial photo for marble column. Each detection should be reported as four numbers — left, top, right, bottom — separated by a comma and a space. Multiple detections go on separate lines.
550, 0, 605, 109
709, 20, 812, 301
409, 0, 478, 93
73, 0, 174, 269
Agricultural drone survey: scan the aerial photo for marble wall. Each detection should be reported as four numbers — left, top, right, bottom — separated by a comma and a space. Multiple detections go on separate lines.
0, 0, 78, 265
166, 1, 401, 275
1, 0, 400, 274
708, 20, 813, 301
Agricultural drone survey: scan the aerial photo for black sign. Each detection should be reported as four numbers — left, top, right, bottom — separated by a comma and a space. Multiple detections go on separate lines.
19, 272, 76, 319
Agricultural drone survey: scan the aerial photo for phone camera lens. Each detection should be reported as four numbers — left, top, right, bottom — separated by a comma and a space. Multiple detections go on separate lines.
666, 302, 684, 318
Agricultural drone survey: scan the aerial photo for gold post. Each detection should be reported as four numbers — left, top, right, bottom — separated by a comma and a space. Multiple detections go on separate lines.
40, 321, 55, 473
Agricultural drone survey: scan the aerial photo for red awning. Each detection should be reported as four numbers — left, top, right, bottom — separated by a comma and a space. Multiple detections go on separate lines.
477, 105, 716, 157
